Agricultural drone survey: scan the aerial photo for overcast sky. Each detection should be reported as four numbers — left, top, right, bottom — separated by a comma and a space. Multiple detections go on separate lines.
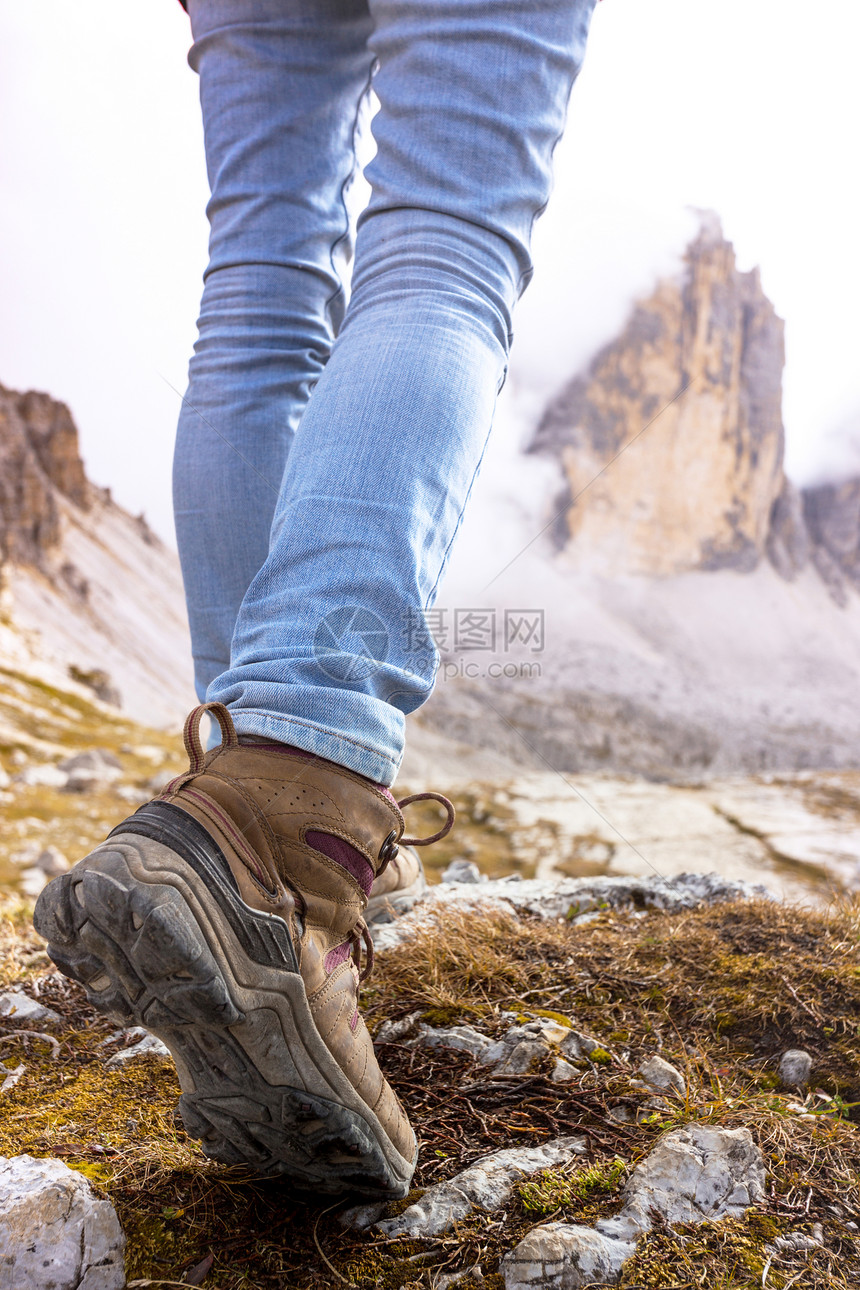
2, 0, 859, 544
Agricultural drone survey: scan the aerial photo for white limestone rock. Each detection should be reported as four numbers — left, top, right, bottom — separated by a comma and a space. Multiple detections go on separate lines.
559, 1029, 607, 1063
0, 1154, 126, 1289
17, 867, 51, 899
114, 784, 150, 806
0, 1063, 26, 1094
482, 1018, 576, 1075
372, 872, 767, 951
550, 1058, 580, 1083
374, 1011, 423, 1044
406, 1014, 609, 1078
125, 744, 165, 763
15, 763, 69, 789
778, 1049, 813, 1088
375, 1137, 587, 1239
9, 843, 69, 875
597, 1124, 766, 1242
635, 1055, 686, 1098
501, 1125, 766, 1287
414, 1023, 494, 1061
105, 1032, 171, 1068
769, 1225, 824, 1254
501, 1223, 634, 1289
338, 1200, 389, 1231
442, 859, 487, 884
436, 1267, 486, 1289
0, 990, 61, 1026
59, 750, 123, 794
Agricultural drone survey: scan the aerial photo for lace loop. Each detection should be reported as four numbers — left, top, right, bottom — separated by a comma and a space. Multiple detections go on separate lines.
397, 791, 456, 847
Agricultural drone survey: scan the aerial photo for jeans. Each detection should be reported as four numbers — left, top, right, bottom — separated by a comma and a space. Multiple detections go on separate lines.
175, 0, 596, 784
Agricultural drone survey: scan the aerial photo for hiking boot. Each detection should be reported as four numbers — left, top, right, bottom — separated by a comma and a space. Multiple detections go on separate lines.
34, 702, 453, 1198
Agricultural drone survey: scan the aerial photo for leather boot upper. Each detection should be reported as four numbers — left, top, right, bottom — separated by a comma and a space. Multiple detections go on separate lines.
151, 702, 452, 1163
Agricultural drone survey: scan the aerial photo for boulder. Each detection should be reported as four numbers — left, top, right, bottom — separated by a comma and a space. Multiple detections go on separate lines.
597, 1124, 766, 1242
0, 1154, 125, 1289
0, 990, 61, 1026
501, 1223, 633, 1289
374, 1137, 587, 1239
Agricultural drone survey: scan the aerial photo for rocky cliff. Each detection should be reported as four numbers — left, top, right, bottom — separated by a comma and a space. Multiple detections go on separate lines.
531, 216, 860, 599
0, 384, 91, 569
0, 382, 192, 728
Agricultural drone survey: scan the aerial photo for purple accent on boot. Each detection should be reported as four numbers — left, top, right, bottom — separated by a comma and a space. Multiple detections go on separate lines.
324, 940, 353, 974
306, 830, 374, 895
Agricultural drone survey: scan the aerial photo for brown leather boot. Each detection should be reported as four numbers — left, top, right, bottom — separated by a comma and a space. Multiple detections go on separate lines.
34, 702, 453, 1197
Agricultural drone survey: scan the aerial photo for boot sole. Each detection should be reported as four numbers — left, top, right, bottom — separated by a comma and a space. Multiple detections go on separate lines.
33, 808, 415, 1198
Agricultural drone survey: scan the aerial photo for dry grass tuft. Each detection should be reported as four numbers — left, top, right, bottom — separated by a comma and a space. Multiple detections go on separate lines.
1, 894, 858, 1286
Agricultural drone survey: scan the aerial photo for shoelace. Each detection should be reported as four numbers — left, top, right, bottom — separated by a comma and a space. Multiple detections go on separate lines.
351, 792, 455, 982
399, 791, 456, 847
349, 917, 376, 984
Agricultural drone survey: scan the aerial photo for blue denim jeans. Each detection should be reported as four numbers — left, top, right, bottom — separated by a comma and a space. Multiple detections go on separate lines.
175, 0, 595, 784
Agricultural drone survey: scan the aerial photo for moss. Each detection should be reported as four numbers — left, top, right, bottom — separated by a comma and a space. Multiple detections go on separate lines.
588, 1047, 613, 1065
121, 1213, 203, 1284
65, 1160, 114, 1189
341, 1238, 433, 1289
517, 1158, 627, 1216
420, 1006, 470, 1027
528, 1008, 573, 1028
617, 1211, 860, 1289
382, 1186, 426, 1219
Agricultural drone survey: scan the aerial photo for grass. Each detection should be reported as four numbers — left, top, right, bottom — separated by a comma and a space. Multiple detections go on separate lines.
2, 665, 859, 1286
1, 892, 859, 1288
0, 666, 185, 890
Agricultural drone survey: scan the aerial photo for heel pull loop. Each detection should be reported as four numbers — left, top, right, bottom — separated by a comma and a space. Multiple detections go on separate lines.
183, 702, 240, 773
397, 792, 455, 847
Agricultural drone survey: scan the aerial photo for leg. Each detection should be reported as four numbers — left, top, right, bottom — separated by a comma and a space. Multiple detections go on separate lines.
173, 0, 375, 701
36, 0, 598, 1197
209, 0, 597, 782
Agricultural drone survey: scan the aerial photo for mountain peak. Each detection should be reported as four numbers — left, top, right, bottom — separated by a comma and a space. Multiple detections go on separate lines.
0, 383, 91, 569
531, 218, 786, 577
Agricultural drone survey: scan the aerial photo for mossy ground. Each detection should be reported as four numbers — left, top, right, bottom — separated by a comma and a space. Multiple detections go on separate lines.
0, 667, 185, 889
2, 890, 860, 1288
